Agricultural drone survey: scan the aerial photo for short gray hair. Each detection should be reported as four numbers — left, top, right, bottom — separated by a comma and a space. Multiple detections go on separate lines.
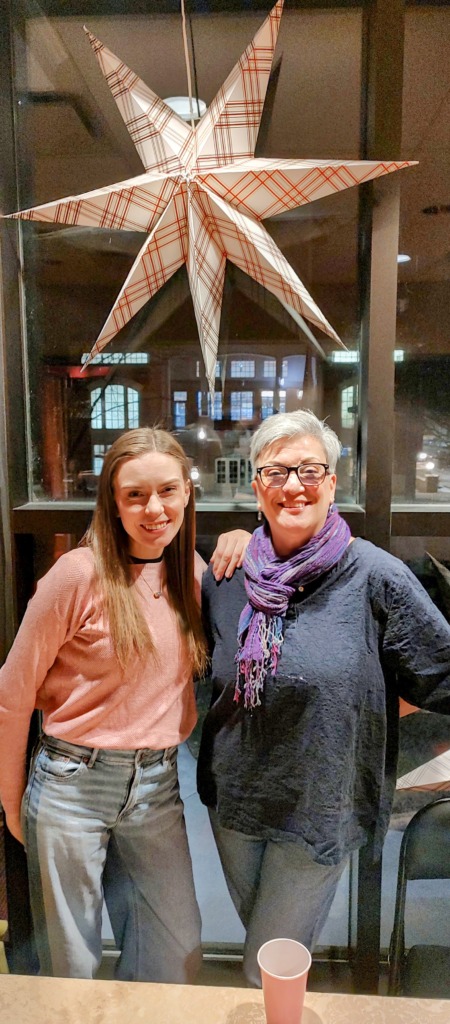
250, 409, 342, 473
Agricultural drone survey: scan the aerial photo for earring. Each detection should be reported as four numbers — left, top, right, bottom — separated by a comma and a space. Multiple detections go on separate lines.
257, 508, 263, 522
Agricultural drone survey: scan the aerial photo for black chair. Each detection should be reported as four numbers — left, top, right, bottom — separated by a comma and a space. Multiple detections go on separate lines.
388, 796, 450, 997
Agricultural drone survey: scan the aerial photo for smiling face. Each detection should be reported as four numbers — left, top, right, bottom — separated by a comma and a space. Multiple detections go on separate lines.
252, 434, 337, 558
113, 451, 190, 559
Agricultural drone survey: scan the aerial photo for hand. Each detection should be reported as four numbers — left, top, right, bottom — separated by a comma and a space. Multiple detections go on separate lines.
210, 529, 252, 581
6, 814, 24, 845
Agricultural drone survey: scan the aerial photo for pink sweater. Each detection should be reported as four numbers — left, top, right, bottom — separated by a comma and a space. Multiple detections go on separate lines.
0, 546, 206, 821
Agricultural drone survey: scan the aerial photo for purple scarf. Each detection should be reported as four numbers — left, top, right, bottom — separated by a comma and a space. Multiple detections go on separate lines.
235, 504, 351, 709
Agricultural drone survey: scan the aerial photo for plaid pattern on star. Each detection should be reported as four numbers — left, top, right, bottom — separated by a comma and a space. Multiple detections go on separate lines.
5, 0, 416, 392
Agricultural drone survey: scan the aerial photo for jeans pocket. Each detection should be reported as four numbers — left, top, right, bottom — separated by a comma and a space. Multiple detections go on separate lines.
36, 747, 88, 781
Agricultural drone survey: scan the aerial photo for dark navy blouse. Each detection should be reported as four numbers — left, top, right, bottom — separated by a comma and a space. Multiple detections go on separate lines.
197, 539, 450, 864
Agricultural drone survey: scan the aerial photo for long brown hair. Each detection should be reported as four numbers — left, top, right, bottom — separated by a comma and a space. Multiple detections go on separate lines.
85, 427, 207, 675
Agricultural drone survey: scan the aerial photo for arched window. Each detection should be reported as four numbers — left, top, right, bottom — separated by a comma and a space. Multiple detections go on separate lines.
90, 384, 140, 431
89, 384, 140, 473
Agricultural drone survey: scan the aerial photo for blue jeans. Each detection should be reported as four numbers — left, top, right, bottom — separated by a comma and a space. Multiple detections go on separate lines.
210, 811, 347, 987
21, 736, 202, 981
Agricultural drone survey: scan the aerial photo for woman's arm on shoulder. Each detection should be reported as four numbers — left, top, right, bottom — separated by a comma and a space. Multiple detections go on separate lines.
209, 528, 252, 581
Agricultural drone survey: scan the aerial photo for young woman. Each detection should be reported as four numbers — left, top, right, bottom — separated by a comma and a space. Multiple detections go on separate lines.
0, 426, 247, 982
197, 408, 450, 986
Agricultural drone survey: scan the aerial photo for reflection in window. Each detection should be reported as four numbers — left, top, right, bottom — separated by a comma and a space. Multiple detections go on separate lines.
341, 386, 358, 429
331, 351, 359, 364
127, 389, 139, 428
90, 385, 140, 430
105, 387, 125, 429
7, 1, 369, 965
261, 391, 274, 419
82, 352, 149, 365
216, 459, 226, 484
174, 403, 186, 428
207, 392, 223, 420
196, 360, 221, 378
229, 461, 238, 484
173, 391, 187, 427
93, 443, 108, 476
393, 6, 450, 504
231, 360, 255, 378
231, 392, 253, 421
215, 456, 252, 492
14, 5, 363, 514
331, 350, 405, 365
90, 390, 103, 430
263, 359, 276, 378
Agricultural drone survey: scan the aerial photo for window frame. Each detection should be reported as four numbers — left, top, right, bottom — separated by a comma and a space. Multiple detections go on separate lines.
1, 0, 450, 991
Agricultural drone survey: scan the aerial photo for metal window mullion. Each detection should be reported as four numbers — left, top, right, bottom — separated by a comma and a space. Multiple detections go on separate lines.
355, 0, 406, 996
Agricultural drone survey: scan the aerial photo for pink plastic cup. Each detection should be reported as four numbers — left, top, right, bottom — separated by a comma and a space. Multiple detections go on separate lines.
257, 938, 312, 1024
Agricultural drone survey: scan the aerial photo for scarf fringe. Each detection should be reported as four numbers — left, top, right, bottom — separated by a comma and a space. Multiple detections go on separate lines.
235, 614, 284, 708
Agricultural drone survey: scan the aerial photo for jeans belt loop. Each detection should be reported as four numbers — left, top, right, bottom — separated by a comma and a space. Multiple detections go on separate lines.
86, 748, 99, 768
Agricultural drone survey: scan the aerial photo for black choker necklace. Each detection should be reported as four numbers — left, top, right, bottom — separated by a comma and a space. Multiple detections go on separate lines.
129, 554, 164, 564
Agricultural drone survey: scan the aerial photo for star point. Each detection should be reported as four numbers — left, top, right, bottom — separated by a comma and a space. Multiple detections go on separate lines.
6, 0, 416, 392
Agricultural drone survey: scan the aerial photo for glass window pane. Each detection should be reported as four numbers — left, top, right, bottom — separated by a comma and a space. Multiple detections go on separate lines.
127, 388, 139, 429
382, 539, 450, 962
216, 459, 226, 484
230, 360, 255, 379
6, 0, 370, 961
261, 391, 274, 419
11, 6, 362, 516
341, 385, 357, 429
207, 393, 223, 420
104, 386, 125, 430
230, 392, 253, 421
263, 359, 276, 378
93, 444, 107, 476
393, 7, 450, 505
90, 388, 103, 429
174, 402, 186, 428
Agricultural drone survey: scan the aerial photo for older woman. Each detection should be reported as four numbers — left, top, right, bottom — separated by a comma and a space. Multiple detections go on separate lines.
197, 408, 450, 987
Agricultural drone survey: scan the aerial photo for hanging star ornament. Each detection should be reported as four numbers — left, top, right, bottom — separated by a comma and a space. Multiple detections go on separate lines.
7, 0, 416, 392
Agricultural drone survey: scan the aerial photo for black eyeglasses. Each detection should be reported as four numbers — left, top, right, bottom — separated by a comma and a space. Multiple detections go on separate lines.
256, 463, 329, 488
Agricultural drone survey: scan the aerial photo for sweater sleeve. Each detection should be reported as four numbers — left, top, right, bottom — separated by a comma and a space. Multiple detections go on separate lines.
381, 563, 450, 713
0, 549, 95, 821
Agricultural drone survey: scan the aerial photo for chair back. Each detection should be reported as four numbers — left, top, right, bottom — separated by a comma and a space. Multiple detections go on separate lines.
388, 797, 450, 996
401, 796, 450, 879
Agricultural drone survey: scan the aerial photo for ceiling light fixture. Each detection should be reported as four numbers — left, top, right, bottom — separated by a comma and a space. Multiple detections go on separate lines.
164, 95, 206, 121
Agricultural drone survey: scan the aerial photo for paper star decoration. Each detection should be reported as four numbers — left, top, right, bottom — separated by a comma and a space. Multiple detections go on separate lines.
397, 748, 450, 792
8, 0, 415, 392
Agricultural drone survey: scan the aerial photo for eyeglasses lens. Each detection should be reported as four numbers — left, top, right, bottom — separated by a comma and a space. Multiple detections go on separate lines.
260, 465, 326, 487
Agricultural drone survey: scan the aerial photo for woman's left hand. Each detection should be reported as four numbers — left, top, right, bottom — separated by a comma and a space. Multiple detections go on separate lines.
210, 530, 252, 580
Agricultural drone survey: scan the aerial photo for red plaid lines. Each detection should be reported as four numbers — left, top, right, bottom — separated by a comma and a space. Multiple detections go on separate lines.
5, 0, 416, 392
